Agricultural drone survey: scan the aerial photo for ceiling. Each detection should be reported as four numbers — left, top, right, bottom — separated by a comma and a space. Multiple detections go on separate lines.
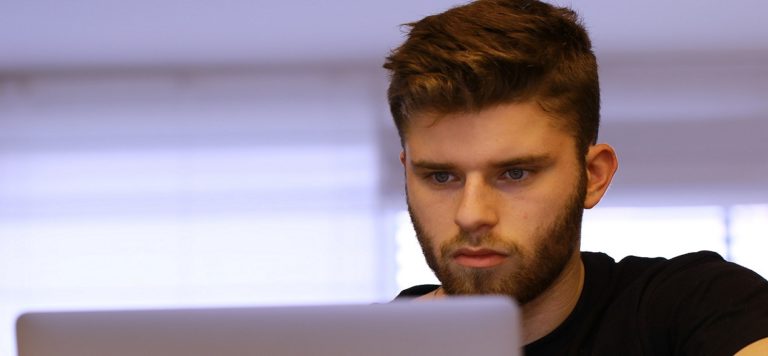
1, 0, 767, 71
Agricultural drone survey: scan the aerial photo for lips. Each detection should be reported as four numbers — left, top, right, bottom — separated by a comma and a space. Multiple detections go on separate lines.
452, 248, 508, 268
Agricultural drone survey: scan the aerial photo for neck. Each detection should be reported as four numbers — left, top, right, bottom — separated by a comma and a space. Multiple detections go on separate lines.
519, 250, 584, 345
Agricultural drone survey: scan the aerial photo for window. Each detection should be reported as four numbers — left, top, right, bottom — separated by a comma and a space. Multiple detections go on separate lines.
730, 204, 768, 277
0, 145, 382, 356
395, 211, 439, 290
0, 71, 387, 356
581, 206, 727, 259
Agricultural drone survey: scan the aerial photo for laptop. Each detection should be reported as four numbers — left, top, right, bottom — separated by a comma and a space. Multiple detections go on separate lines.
16, 296, 520, 356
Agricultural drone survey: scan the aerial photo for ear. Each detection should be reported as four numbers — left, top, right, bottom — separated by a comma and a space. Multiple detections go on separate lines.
399, 150, 406, 166
583, 143, 618, 209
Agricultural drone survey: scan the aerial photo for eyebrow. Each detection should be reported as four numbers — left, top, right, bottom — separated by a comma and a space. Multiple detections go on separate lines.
410, 154, 555, 170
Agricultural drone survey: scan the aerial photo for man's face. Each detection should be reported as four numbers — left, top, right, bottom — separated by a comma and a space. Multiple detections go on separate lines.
402, 101, 586, 304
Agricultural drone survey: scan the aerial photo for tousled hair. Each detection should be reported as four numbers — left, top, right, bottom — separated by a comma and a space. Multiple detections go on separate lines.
383, 0, 600, 156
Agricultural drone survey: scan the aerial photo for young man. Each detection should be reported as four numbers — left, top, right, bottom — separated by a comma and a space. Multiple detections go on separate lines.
383, 0, 768, 354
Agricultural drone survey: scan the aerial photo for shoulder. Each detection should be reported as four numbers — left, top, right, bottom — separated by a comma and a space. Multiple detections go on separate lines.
601, 250, 767, 315
632, 250, 765, 301
585, 250, 740, 291
645, 250, 728, 271
581, 251, 667, 290
594, 251, 768, 356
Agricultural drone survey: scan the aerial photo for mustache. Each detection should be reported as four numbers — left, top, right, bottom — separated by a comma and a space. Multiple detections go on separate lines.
440, 231, 521, 256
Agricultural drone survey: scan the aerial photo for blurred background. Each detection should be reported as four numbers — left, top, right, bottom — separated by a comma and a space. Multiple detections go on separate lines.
1, 0, 767, 354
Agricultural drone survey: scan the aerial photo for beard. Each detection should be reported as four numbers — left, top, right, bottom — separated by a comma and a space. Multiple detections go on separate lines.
407, 172, 586, 305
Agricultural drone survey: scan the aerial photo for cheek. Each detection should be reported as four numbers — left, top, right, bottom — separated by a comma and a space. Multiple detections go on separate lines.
406, 181, 459, 237
502, 189, 566, 234
526, 166, 580, 214
407, 178, 455, 216
410, 193, 456, 229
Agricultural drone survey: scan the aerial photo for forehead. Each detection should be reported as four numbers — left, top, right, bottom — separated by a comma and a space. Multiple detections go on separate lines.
403, 102, 575, 164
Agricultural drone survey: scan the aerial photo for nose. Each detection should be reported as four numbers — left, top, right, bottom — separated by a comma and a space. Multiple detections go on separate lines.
454, 175, 499, 239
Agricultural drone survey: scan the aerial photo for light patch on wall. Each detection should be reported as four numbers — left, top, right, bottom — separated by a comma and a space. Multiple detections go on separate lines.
395, 211, 439, 292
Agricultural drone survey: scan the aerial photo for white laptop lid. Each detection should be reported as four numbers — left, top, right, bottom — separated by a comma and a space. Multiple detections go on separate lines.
17, 296, 520, 356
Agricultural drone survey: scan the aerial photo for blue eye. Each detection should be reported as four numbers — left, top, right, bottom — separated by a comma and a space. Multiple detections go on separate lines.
432, 172, 452, 183
504, 168, 527, 180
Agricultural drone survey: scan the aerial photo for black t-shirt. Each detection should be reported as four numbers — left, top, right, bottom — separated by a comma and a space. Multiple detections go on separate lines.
396, 251, 768, 355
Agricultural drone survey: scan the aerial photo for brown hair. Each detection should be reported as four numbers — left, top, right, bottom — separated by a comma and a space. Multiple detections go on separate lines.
383, 0, 600, 156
